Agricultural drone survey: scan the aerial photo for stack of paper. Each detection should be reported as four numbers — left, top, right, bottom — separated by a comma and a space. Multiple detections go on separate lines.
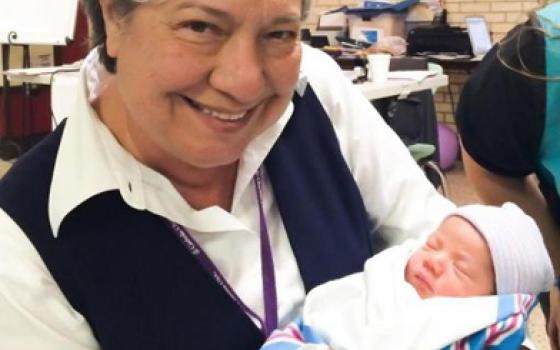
387, 70, 438, 81
3, 62, 81, 76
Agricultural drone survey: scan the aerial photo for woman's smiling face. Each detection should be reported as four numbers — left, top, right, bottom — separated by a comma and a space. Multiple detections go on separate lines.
99, 0, 302, 170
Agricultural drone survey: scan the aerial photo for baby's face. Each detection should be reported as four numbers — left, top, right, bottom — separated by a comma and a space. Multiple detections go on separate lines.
405, 216, 495, 298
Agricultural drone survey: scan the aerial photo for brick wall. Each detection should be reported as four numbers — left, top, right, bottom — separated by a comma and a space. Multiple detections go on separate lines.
306, 0, 543, 128
438, 0, 541, 128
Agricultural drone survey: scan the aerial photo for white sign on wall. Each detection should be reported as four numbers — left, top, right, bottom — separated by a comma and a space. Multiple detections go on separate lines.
0, 0, 79, 45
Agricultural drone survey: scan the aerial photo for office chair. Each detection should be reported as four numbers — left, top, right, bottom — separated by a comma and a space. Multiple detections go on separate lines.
373, 58, 448, 195
408, 144, 448, 197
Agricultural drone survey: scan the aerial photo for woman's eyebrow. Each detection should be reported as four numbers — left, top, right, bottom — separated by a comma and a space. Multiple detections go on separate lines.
171, 2, 301, 25
172, 2, 231, 20
271, 15, 302, 26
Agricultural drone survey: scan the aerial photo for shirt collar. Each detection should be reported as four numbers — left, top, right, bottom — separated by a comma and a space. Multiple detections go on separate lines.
48, 64, 135, 236
48, 67, 248, 236
48, 49, 304, 237
231, 67, 306, 209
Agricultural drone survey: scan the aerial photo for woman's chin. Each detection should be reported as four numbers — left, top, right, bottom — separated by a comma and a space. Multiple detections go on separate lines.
176, 151, 242, 170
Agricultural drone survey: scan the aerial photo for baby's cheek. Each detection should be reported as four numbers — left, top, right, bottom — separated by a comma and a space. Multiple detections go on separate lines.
403, 262, 414, 284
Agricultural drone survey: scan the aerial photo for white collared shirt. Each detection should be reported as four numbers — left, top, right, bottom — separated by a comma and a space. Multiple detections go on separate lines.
0, 45, 453, 349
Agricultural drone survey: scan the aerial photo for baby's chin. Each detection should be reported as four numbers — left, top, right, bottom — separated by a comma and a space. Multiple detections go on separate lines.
411, 284, 431, 299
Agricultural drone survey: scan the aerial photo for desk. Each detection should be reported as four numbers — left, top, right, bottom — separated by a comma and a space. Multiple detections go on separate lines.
5, 64, 80, 85
354, 73, 449, 100
426, 55, 482, 72
6, 66, 448, 128
335, 53, 480, 74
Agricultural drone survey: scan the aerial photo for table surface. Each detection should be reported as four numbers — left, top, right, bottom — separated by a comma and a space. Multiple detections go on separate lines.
4, 66, 449, 127
353, 73, 449, 100
426, 55, 482, 72
4, 64, 80, 85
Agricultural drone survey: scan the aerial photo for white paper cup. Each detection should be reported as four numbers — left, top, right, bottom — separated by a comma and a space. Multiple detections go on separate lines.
367, 53, 391, 82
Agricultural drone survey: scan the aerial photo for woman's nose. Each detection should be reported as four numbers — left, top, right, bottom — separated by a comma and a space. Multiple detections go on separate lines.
210, 35, 268, 104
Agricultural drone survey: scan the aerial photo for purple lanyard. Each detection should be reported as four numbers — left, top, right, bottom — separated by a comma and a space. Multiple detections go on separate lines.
167, 168, 278, 336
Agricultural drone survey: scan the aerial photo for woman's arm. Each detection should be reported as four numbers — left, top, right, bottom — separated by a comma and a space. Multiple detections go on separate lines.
301, 45, 454, 246
462, 149, 560, 350
462, 149, 560, 271
0, 210, 99, 349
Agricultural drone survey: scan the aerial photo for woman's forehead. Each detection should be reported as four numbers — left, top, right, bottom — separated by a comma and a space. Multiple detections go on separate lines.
137, 0, 303, 26
154, 0, 301, 13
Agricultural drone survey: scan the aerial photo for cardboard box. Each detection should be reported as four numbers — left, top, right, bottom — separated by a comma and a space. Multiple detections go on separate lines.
348, 12, 407, 42
318, 11, 347, 30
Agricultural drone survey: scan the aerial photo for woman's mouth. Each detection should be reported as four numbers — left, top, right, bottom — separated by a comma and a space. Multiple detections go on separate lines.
181, 96, 249, 122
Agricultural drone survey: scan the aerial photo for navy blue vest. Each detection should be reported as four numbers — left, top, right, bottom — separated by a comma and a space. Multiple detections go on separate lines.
0, 87, 383, 349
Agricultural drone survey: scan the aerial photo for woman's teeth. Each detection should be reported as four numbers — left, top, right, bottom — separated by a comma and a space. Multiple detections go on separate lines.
199, 106, 247, 121
186, 97, 247, 121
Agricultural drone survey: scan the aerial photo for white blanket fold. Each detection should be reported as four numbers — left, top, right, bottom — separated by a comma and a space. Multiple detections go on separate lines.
302, 241, 530, 350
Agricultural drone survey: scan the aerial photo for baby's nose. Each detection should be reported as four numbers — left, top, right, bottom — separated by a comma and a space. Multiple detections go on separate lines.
424, 253, 447, 276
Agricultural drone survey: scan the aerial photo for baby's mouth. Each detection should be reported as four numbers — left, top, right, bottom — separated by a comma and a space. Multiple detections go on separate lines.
181, 96, 249, 122
414, 271, 434, 294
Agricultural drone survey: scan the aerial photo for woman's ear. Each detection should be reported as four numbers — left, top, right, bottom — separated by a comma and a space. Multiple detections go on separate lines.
99, 0, 123, 58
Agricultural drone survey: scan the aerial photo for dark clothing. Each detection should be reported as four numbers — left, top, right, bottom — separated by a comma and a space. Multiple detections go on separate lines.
0, 87, 382, 350
457, 22, 546, 177
456, 22, 560, 226
456, 18, 560, 317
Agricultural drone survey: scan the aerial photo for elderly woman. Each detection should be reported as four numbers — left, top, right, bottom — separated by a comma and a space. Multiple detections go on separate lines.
0, 0, 452, 349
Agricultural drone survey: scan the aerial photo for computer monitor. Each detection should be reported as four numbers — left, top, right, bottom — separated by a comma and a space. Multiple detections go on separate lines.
465, 16, 493, 57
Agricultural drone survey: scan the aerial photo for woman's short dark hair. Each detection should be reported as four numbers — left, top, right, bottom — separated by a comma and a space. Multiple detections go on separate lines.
82, 0, 137, 73
82, 0, 312, 73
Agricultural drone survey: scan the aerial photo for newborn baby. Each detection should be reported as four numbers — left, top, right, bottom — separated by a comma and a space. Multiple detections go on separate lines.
262, 203, 554, 350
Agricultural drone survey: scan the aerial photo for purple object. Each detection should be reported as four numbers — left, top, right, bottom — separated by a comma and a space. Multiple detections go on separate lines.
437, 122, 459, 171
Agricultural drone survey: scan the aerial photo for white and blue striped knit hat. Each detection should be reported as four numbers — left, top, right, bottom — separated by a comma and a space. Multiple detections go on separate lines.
450, 202, 554, 295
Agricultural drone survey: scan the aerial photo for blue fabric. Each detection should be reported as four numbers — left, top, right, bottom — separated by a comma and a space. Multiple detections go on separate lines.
345, 0, 419, 15
261, 343, 303, 350
537, 3, 560, 197
537, 3, 560, 39
443, 325, 526, 350
297, 319, 328, 344
497, 294, 516, 320
0, 86, 378, 349
259, 318, 327, 350
440, 294, 537, 350
264, 294, 536, 350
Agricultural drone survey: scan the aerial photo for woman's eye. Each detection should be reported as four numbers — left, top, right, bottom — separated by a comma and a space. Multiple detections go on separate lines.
181, 21, 220, 35
265, 30, 297, 41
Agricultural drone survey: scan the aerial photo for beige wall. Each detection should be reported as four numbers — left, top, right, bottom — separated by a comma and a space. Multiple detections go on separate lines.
306, 0, 542, 127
